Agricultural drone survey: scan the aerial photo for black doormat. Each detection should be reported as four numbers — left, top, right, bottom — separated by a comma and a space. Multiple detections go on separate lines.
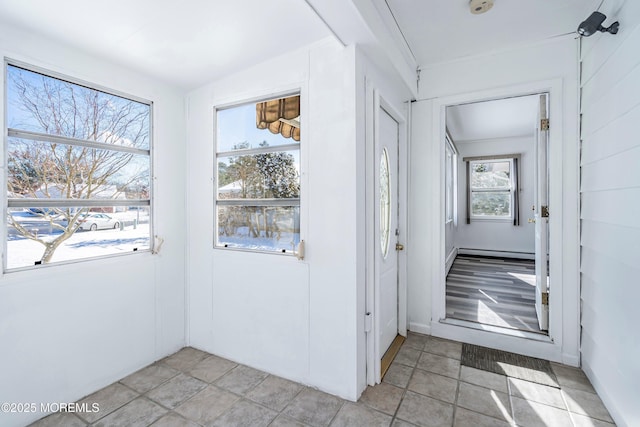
461, 343, 559, 387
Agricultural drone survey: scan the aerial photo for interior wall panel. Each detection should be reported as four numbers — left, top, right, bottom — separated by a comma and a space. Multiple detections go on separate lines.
579, 0, 640, 425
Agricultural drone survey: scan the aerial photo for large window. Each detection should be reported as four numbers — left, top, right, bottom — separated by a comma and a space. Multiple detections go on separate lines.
215, 94, 300, 254
469, 159, 514, 219
5, 63, 152, 270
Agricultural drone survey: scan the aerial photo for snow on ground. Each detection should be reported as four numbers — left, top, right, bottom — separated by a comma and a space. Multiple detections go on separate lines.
7, 215, 150, 270
7, 210, 302, 268
218, 227, 299, 253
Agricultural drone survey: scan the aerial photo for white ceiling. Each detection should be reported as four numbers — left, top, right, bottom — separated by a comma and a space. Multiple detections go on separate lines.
0, 0, 605, 92
446, 95, 540, 142
385, 0, 599, 66
0, 0, 331, 90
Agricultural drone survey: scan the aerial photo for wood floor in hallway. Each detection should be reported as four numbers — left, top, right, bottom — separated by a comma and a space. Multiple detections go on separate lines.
446, 255, 544, 334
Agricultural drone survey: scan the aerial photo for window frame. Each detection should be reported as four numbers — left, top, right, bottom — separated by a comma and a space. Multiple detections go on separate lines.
468, 158, 515, 221
3, 59, 154, 272
213, 92, 302, 256
444, 135, 457, 224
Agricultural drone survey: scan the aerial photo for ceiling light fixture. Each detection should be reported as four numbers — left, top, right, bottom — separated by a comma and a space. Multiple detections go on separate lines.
577, 11, 619, 36
469, 0, 494, 15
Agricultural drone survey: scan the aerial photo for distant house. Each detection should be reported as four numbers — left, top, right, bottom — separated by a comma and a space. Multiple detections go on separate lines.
33, 184, 127, 213
217, 180, 244, 198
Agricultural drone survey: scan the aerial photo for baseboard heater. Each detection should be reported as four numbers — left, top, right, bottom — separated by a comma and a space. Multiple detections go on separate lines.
457, 248, 535, 260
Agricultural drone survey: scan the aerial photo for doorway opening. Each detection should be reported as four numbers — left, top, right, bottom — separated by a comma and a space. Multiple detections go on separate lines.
443, 93, 550, 335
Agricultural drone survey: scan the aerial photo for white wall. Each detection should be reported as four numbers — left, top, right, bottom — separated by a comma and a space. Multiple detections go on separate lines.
579, 1, 640, 425
408, 99, 434, 333
409, 36, 580, 365
454, 136, 535, 255
185, 36, 412, 400
0, 23, 186, 427
186, 38, 366, 400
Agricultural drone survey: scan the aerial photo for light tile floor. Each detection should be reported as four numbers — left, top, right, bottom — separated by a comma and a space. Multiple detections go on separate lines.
30, 333, 615, 427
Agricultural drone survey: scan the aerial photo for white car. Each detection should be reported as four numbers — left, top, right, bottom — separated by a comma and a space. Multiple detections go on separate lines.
77, 213, 120, 231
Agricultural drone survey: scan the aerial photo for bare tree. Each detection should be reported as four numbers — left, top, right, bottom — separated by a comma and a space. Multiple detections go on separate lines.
6, 66, 149, 264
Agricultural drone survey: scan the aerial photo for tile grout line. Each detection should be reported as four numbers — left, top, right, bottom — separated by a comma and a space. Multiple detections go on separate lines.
559, 385, 579, 427
449, 360, 462, 427
505, 374, 517, 427
270, 384, 311, 426
79, 380, 143, 425
326, 400, 346, 427
386, 341, 425, 425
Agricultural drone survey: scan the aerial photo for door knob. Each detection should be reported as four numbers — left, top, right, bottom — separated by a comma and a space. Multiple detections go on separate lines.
395, 243, 404, 251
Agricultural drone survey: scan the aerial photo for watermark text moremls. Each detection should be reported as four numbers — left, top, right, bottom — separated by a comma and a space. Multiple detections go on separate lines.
1, 402, 100, 413
41, 402, 100, 413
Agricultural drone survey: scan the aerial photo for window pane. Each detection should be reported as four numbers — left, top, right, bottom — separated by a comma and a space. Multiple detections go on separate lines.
7, 206, 150, 269
215, 94, 301, 255
217, 96, 300, 152
217, 205, 300, 252
7, 138, 150, 200
218, 151, 300, 199
471, 161, 510, 189
5, 63, 152, 271
7, 65, 150, 150
471, 192, 511, 217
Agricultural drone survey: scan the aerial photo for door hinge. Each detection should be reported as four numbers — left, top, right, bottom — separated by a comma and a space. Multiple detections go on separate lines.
541, 205, 549, 218
364, 312, 372, 333
542, 292, 549, 305
541, 118, 550, 131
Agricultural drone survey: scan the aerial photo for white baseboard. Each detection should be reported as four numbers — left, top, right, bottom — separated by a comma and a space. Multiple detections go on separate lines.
408, 322, 431, 336
582, 360, 626, 427
458, 248, 535, 260
445, 247, 458, 275
561, 352, 580, 368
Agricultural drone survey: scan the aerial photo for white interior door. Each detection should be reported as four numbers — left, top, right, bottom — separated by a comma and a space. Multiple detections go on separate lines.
534, 94, 550, 331
377, 108, 399, 359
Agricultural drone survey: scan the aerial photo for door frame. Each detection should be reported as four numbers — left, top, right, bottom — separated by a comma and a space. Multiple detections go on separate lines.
534, 93, 550, 331
365, 83, 408, 385
430, 79, 580, 365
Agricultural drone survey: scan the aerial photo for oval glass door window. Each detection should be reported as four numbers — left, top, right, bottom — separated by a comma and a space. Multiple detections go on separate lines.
380, 147, 391, 258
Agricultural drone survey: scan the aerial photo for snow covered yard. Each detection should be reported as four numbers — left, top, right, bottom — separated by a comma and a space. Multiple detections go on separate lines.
6, 211, 150, 270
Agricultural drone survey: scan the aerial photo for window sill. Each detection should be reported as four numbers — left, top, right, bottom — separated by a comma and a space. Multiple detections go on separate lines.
3, 248, 152, 275
469, 217, 514, 223
214, 244, 298, 257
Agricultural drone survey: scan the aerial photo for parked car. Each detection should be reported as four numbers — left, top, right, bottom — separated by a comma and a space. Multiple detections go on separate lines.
76, 213, 120, 231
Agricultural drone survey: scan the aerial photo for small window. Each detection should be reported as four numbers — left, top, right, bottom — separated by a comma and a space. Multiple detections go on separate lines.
469, 159, 513, 219
215, 95, 300, 254
5, 62, 152, 270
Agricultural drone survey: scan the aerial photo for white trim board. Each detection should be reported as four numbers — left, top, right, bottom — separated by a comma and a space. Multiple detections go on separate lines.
408, 322, 431, 336
428, 79, 580, 366
431, 321, 559, 361
445, 247, 457, 274
364, 81, 409, 386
